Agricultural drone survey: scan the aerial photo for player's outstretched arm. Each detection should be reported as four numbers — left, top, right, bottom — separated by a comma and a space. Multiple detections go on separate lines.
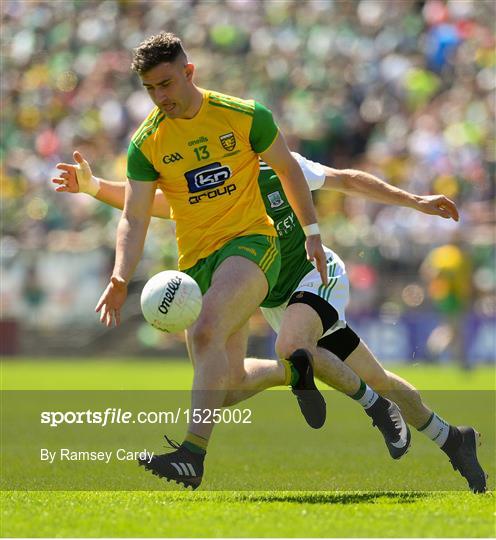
262, 134, 328, 285
321, 165, 459, 221
52, 151, 170, 219
95, 178, 156, 327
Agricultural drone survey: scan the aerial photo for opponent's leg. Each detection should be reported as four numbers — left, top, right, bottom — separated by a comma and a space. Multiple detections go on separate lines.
276, 300, 410, 458
321, 331, 487, 493
277, 303, 360, 394
344, 341, 432, 427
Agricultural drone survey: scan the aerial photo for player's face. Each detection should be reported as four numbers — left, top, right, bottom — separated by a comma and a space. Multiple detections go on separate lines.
140, 60, 195, 119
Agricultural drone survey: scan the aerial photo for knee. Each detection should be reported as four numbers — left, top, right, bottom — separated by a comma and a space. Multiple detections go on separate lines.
190, 318, 219, 354
275, 334, 315, 360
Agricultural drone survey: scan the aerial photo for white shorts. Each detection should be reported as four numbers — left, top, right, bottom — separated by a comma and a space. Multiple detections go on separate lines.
261, 247, 350, 339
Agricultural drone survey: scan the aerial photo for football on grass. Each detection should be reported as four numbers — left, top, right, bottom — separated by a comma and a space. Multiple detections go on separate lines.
140, 270, 202, 333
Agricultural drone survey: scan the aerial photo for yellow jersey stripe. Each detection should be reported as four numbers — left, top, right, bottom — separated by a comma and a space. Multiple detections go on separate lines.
134, 113, 166, 147
132, 112, 164, 146
209, 94, 254, 111
135, 112, 166, 144
209, 95, 254, 113
209, 100, 254, 117
132, 108, 162, 141
209, 98, 254, 114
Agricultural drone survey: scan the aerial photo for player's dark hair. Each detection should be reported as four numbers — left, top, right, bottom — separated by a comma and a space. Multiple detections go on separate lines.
131, 32, 187, 74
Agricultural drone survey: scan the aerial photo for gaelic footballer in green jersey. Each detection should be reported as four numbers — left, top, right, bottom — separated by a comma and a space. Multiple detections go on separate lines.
257, 153, 485, 491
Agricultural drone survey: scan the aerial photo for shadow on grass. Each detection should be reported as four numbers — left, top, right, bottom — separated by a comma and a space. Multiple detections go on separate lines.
193, 491, 429, 505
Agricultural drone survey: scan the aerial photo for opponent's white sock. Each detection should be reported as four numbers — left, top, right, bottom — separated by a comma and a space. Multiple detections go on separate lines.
417, 412, 450, 447
352, 380, 379, 409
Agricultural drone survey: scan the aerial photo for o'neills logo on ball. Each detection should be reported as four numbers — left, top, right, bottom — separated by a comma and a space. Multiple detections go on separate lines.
158, 276, 182, 314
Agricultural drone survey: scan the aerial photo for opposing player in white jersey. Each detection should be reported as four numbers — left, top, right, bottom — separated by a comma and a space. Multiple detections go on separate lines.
53, 151, 486, 492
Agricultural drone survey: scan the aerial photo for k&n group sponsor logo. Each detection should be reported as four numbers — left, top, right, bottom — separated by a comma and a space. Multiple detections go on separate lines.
189, 184, 237, 204
184, 162, 235, 204
184, 162, 231, 193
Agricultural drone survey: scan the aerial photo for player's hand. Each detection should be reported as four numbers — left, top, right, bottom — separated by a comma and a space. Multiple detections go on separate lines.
416, 195, 459, 221
305, 236, 328, 286
95, 276, 128, 327
52, 151, 99, 196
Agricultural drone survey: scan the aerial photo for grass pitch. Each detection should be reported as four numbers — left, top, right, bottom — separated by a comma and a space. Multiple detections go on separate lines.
1, 358, 495, 537
2, 490, 494, 538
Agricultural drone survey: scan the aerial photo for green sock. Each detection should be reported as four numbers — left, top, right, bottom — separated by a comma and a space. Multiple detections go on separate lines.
351, 379, 366, 400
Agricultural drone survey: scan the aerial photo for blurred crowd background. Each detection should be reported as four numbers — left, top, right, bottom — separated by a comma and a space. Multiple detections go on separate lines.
1, 0, 495, 363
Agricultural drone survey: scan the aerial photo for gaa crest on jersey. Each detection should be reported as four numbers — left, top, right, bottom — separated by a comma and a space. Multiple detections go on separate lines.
267, 191, 284, 208
219, 132, 236, 151
184, 162, 232, 193
162, 152, 183, 164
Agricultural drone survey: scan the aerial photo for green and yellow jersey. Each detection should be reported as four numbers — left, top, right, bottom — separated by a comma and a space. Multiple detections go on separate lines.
127, 89, 279, 270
